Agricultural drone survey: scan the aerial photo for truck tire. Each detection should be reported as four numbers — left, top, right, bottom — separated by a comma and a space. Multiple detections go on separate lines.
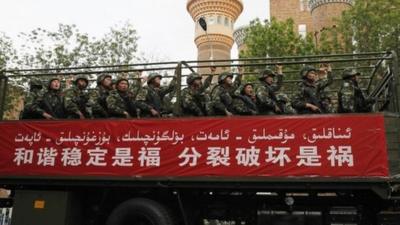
106, 198, 174, 225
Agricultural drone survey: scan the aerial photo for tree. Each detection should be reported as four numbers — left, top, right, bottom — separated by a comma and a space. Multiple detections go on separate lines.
1, 22, 141, 120
0, 32, 16, 69
243, 18, 316, 58
241, 18, 317, 83
338, 0, 400, 55
15, 22, 140, 69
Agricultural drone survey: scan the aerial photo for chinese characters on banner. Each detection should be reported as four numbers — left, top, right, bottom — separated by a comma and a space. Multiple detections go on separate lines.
0, 114, 389, 177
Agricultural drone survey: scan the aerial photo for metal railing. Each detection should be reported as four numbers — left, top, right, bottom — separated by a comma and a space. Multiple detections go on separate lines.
0, 208, 12, 225
0, 51, 398, 120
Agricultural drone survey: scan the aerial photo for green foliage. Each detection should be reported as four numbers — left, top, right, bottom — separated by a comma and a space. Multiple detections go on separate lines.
3, 85, 24, 120
243, 18, 316, 58
0, 32, 16, 69
0, 22, 140, 119
15, 22, 140, 69
242, 18, 317, 82
338, 0, 400, 55
243, 0, 400, 57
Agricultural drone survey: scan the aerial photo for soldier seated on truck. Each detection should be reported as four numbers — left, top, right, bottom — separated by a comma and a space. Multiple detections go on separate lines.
20, 78, 44, 119
255, 65, 284, 115
292, 65, 333, 114
231, 83, 258, 115
136, 72, 176, 118
338, 68, 376, 113
64, 75, 92, 119
210, 69, 243, 117
90, 74, 113, 118
106, 77, 138, 119
181, 67, 215, 117
32, 77, 65, 119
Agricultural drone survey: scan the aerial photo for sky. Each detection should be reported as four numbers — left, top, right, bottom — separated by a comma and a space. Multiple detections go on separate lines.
0, 0, 269, 61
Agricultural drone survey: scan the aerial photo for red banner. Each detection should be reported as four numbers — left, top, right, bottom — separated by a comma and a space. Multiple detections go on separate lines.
0, 114, 389, 178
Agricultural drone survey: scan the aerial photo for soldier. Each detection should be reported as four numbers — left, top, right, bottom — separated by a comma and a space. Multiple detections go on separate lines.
255, 66, 284, 115
32, 77, 65, 119
181, 67, 214, 117
292, 65, 333, 114
136, 72, 176, 117
232, 83, 258, 115
130, 70, 144, 98
64, 75, 91, 119
317, 64, 335, 113
275, 93, 296, 115
20, 78, 44, 119
338, 68, 375, 113
106, 77, 137, 118
90, 74, 113, 118
210, 69, 242, 116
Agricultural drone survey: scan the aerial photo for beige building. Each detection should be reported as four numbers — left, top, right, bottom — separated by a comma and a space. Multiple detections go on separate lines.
187, 0, 243, 74
270, 0, 353, 35
309, 0, 353, 33
270, 0, 314, 37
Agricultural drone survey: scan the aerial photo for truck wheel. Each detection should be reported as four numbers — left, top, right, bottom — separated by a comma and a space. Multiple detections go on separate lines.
106, 198, 174, 225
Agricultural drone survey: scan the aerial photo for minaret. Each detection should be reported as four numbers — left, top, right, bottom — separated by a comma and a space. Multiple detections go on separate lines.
187, 0, 243, 74
233, 25, 249, 57
309, 0, 354, 33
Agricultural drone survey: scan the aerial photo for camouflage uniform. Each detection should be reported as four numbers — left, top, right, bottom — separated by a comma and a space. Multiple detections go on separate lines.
181, 72, 213, 116
255, 68, 283, 115
130, 76, 143, 98
20, 78, 44, 119
106, 77, 137, 118
275, 93, 296, 115
319, 87, 335, 113
90, 74, 112, 118
338, 68, 374, 113
136, 73, 176, 117
232, 83, 258, 115
63, 76, 92, 119
210, 72, 242, 116
32, 78, 65, 119
292, 66, 333, 114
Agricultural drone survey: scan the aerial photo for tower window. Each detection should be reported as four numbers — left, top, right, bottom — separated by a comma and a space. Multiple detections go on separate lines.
217, 16, 222, 24
300, 0, 309, 11
300, 0, 304, 11
299, 24, 307, 38
224, 17, 229, 27
208, 16, 215, 25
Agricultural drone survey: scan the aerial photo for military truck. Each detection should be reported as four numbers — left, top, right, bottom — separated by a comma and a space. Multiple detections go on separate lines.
0, 51, 399, 225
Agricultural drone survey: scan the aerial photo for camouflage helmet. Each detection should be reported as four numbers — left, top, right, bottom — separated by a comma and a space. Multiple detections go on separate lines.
29, 78, 43, 88
74, 75, 89, 85
240, 82, 254, 95
276, 93, 290, 103
147, 72, 162, 85
97, 74, 112, 85
218, 72, 234, 84
300, 65, 317, 79
47, 77, 61, 89
115, 76, 129, 87
186, 72, 202, 85
342, 68, 360, 80
259, 68, 276, 81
